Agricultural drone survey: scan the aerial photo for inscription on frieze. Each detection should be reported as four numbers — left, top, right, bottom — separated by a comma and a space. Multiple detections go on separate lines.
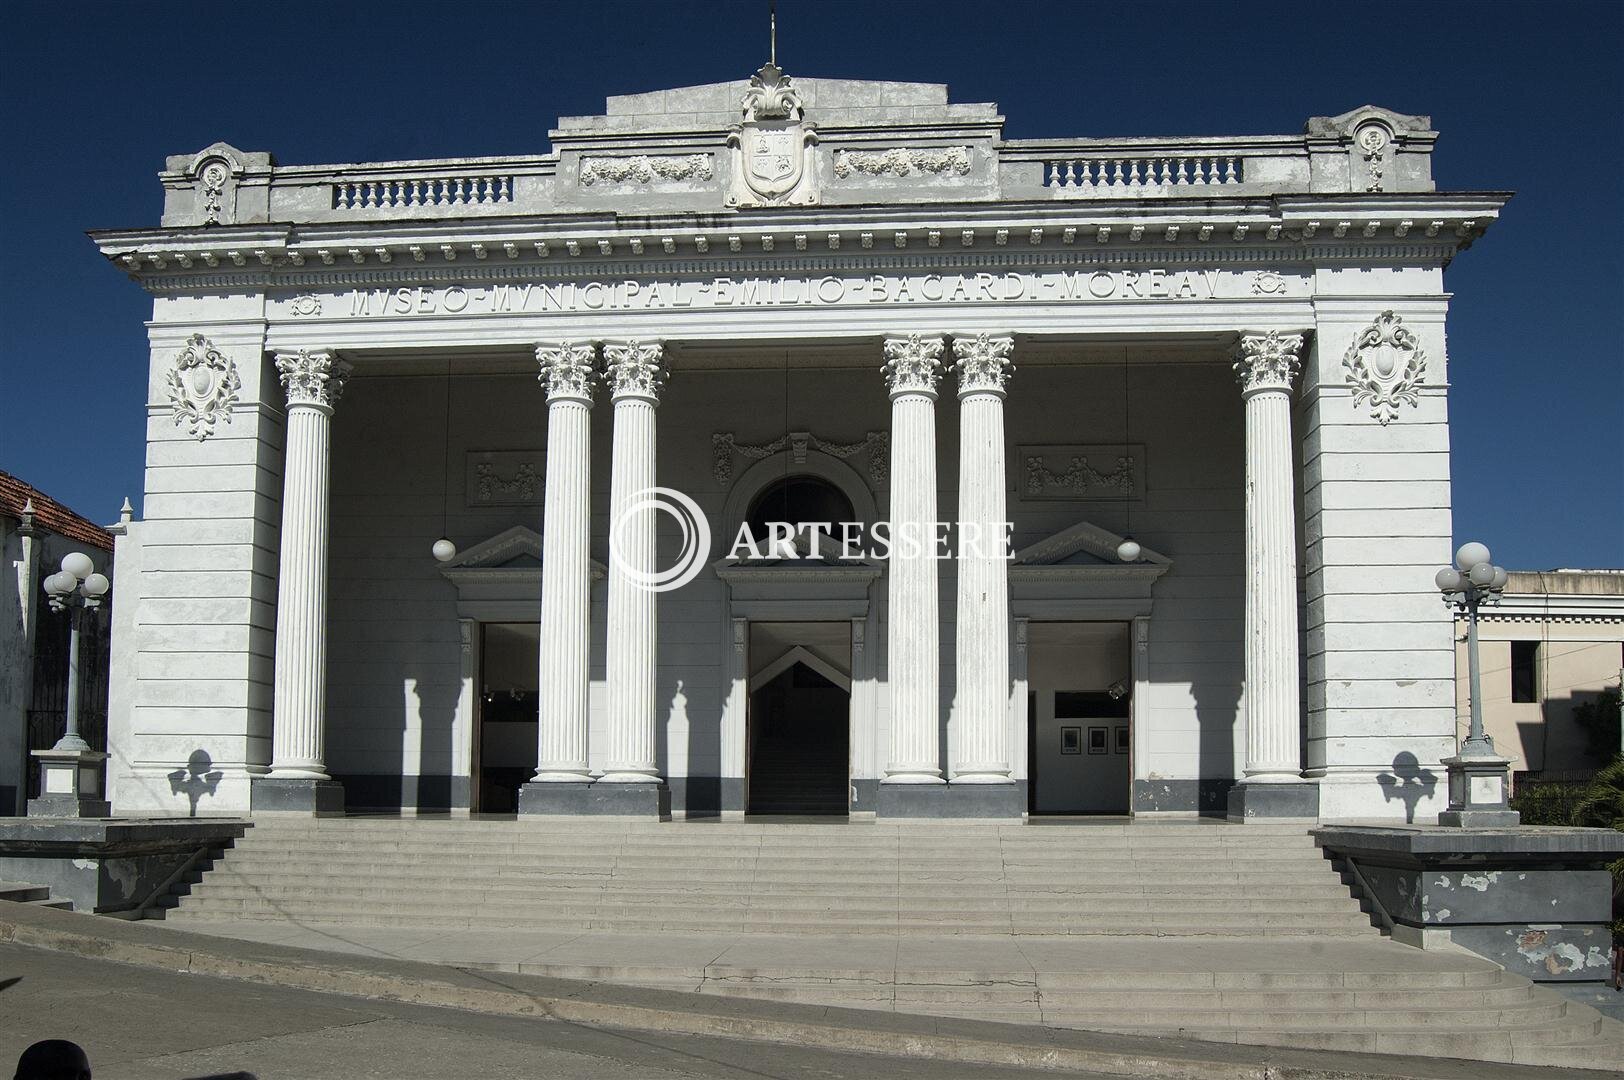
311, 267, 1293, 320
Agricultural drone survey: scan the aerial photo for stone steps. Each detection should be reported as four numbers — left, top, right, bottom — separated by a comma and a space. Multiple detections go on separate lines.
184, 881, 1363, 915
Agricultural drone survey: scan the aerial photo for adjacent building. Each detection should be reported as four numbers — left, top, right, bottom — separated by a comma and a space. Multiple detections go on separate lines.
0, 472, 117, 813
1460, 569, 1624, 787
88, 66, 1508, 821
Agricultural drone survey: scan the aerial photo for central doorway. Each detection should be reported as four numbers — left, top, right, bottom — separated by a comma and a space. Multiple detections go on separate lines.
747, 622, 852, 815
1026, 622, 1133, 815
475, 622, 540, 814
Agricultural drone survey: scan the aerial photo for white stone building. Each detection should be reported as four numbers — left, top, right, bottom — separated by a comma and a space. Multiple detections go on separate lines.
90, 67, 1506, 821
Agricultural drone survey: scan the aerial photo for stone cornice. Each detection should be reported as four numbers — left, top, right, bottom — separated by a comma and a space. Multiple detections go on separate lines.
92, 192, 1505, 294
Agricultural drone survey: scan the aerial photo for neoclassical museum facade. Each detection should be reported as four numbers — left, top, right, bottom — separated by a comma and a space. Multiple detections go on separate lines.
91, 66, 1505, 821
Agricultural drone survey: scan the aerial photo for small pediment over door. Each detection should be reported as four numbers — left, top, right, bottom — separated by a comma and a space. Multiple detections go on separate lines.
439, 525, 606, 620
1009, 521, 1170, 619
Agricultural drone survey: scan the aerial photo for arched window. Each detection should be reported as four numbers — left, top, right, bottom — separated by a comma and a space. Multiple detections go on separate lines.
744, 475, 855, 541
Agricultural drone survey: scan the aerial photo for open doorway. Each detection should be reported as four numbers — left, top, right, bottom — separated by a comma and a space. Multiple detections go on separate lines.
475, 622, 539, 813
1027, 622, 1132, 815
747, 622, 851, 815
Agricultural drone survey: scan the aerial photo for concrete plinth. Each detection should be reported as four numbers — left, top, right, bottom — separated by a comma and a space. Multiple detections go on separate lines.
519, 781, 670, 818
250, 777, 345, 815
25, 794, 112, 819
0, 817, 248, 914
877, 782, 1023, 819
1227, 780, 1319, 821
1314, 824, 1624, 981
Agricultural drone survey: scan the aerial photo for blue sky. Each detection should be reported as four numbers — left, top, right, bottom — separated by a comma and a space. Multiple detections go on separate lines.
1, 0, 1619, 568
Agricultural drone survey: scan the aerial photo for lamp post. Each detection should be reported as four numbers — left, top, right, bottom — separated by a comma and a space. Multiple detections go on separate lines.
1436, 541, 1519, 827
27, 552, 112, 818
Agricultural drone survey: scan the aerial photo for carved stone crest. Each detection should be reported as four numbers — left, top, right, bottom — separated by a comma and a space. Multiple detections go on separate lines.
165, 334, 241, 441
726, 63, 817, 208
1343, 311, 1427, 424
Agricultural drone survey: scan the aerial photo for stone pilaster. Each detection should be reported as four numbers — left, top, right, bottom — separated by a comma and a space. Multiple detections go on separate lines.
1229, 331, 1317, 821
531, 342, 596, 783
257, 348, 350, 813
949, 334, 1015, 787
600, 341, 666, 786
880, 334, 945, 789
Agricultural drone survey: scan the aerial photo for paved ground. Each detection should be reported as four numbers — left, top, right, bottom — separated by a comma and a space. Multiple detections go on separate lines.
0, 942, 1113, 1080
1553, 979, 1624, 1024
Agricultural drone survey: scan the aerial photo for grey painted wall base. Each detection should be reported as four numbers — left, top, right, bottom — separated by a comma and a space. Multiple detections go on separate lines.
519, 781, 671, 819
333, 773, 471, 813
250, 777, 345, 815
1314, 824, 1624, 982
1133, 778, 1234, 815
877, 782, 1023, 819
1227, 781, 1319, 821
665, 777, 742, 818
0, 817, 248, 914
25, 793, 112, 819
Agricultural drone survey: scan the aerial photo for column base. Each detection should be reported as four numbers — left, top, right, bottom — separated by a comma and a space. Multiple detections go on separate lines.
878, 782, 1023, 819
25, 794, 112, 819
1227, 780, 1319, 822
251, 777, 345, 815
519, 781, 670, 819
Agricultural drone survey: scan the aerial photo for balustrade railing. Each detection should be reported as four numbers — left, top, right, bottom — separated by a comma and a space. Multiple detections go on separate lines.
332, 174, 514, 210
1043, 154, 1243, 191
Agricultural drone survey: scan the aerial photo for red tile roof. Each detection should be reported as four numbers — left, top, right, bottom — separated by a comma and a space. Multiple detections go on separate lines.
0, 471, 115, 551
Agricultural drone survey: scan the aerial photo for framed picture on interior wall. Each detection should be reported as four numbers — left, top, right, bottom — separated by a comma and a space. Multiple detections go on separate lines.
1087, 726, 1108, 755
1115, 726, 1129, 754
1060, 726, 1082, 755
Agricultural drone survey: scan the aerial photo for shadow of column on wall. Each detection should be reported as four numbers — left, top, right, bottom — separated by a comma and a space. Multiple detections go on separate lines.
411, 669, 463, 813
1377, 751, 1437, 824
167, 750, 223, 818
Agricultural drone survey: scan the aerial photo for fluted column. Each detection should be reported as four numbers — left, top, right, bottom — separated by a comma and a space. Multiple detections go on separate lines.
1235, 331, 1305, 783
269, 349, 350, 779
601, 341, 666, 783
533, 342, 597, 782
882, 334, 945, 785
950, 334, 1014, 784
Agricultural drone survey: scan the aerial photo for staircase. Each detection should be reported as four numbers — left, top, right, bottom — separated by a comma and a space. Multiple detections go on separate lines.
167, 818, 1371, 936
162, 819, 1623, 1067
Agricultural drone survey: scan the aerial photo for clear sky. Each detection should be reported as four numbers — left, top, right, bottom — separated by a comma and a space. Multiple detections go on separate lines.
1, 0, 1619, 569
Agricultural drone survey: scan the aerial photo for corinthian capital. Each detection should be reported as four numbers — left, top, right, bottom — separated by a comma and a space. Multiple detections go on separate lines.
882, 334, 945, 397
603, 340, 666, 401
951, 334, 1014, 396
1233, 331, 1304, 395
276, 349, 351, 409
536, 341, 598, 402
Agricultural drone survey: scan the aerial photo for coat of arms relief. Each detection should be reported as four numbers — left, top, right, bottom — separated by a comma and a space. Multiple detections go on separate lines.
726, 62, 817, 208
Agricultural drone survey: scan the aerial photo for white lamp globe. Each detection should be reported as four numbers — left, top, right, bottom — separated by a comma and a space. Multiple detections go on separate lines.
1490, 566, 1508, 591
1116, 538, 1142, 563
82, 573, 111, 597
1454, 542, 1490, 573
431, 538, 458, 563
1434, 567, 1463, 593
1468, 561, 1495, 587
44, 571, 73, 596
61, 551, 94, 580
